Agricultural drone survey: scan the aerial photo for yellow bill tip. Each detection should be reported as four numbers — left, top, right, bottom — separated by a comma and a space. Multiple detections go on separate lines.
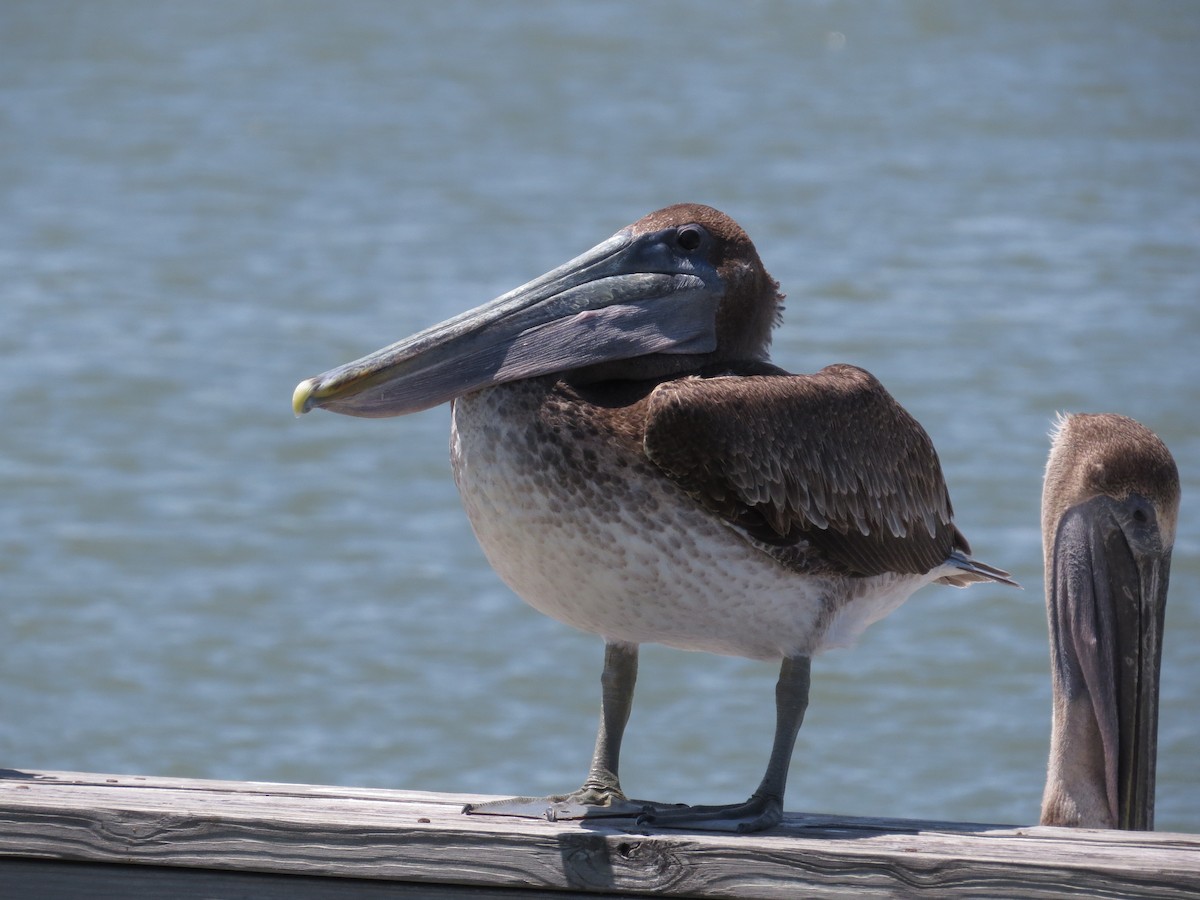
292, 378, 316, 417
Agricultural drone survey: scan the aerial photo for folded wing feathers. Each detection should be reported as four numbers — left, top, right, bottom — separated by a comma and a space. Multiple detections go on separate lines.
645, 365, 955, 577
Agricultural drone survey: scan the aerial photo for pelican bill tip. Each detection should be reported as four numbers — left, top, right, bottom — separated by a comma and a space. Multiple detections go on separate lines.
292, 378, 317, 417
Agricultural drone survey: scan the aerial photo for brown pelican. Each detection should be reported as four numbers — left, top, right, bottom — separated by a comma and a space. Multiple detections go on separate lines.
1040, 413, 1179, 830
293, 203, 1016, 832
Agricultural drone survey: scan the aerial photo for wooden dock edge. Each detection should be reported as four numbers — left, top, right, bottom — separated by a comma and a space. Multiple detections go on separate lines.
2, 769, 1198, 898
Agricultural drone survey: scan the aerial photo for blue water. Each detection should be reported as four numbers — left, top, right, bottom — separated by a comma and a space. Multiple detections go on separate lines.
2, 1, 1198, 831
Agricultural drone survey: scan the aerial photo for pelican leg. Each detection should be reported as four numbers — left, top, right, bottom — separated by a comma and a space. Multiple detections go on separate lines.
463, 641, 659, 821
639, 654, 811, 833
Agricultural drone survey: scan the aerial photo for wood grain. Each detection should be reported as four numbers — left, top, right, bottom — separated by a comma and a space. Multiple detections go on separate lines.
2, 769, 1197, 898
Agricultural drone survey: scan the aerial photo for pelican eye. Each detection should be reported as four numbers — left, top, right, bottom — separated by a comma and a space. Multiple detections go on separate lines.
1126, 494, 1154, 528
676, 225, 704, 252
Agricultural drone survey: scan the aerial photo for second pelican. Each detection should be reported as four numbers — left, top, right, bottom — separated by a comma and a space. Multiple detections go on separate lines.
1040, 413, 1179, 829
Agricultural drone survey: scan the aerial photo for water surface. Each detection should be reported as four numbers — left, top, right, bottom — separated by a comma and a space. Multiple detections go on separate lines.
2, 1, 1197, 831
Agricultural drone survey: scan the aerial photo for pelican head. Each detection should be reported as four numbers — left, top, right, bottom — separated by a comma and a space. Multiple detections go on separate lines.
1040, 413, 1179, 829
293, 204, 781, 419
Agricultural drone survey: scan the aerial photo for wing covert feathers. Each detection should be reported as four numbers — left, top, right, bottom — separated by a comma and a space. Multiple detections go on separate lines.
644, 364, 960, 578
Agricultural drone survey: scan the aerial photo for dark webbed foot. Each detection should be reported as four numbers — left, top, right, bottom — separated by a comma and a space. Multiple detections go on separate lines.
463, 785, 671, 822
637, 792, 784, 833
463, 789, 781, 832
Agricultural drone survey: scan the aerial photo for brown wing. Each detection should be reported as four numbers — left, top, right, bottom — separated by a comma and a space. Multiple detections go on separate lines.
643, 363, 959, 577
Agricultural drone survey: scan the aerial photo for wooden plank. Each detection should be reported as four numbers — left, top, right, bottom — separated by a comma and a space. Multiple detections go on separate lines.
0, 858, 634, 900
2, 769, 1198, 898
